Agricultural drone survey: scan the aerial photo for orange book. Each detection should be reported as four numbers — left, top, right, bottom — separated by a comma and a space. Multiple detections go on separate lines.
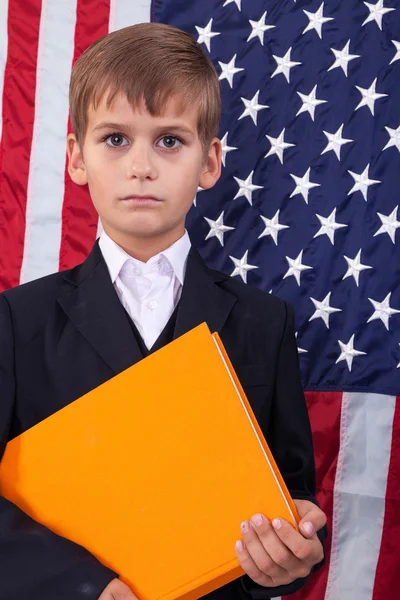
0, 322, 299, 600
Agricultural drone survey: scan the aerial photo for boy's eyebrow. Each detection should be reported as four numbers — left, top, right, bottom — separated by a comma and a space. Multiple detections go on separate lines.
92, 121, 196, 137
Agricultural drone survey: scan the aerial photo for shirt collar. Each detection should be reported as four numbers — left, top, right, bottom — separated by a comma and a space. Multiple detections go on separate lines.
98, 230, 191, 286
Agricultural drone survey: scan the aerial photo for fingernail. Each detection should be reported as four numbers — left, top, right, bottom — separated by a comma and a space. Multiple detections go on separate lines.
236, 540, 244, 552
303, 521, 314, 536
241, 521, 250, 533
251, 514, 263, 527
272, 518, 282, 530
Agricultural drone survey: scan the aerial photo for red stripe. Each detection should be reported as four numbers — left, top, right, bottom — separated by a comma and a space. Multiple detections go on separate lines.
59, 0, 110, 271
283, 391, 343, 600
372, 396, 400, 600
0, 0, 42, 291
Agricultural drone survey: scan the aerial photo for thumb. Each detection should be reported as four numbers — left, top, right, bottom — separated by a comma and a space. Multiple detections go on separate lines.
294, 499, 327, 539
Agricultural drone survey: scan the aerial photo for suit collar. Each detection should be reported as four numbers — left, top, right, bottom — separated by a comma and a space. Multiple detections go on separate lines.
58, 241, 236, 374
58, 241, 143, 373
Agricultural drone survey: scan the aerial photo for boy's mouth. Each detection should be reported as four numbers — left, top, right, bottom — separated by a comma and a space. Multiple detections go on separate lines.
120, 195, 163, 206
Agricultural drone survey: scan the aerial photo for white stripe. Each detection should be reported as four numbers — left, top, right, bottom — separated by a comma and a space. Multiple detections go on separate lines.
0, 0, 9, 142
109, 0, 151, 32
325, 392, 396, 600
19, 0, 77, 284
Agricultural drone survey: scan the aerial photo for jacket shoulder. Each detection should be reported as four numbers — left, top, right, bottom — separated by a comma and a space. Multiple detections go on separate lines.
2, 270, 68, 308
212, 266, 290, 320
0, 269, 75, 343
0, 241, 99, 311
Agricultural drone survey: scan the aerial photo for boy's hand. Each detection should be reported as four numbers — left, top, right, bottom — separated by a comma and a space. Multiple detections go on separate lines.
235, 499, 326, 588
98, 578, 138, 599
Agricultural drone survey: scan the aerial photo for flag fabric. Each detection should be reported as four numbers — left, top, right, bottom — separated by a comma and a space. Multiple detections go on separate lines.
0, 1, 399, 599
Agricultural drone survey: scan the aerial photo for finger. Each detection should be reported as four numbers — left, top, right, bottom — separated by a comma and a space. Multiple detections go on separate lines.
299, 511, 327, 540
240, 516, 286, 581
294, 500, 327, 538
249, 514, 301, 575
243, 518, 284, 579
272, 518, 323, 569
108, 579, 138, 600
234, 537, 274, 587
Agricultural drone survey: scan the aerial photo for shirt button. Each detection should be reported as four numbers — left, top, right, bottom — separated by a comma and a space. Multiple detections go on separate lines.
148, 300, 158, 310
134, 267, 141, 276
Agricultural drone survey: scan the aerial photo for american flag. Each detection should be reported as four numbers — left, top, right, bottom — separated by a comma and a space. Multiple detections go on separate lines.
0, 1, 399, 599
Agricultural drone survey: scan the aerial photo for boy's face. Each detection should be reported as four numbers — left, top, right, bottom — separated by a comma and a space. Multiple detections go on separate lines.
67, 91, 221, 254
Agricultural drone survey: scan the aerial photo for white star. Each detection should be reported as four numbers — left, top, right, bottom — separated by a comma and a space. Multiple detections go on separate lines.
195, 19, 220, 53
328, 40, 360, 77
220, 132, 238, 167
296, 332, 308, 354
271, 47, 301, 83
362, 0, 395, 31
367, 293, 400, 330
383, 125, 400, 153
314, 208, 348, 245
239, 91, 269, 126
355, 78, 388, 116
283, 250, 313, 286
303, 2, 334, 39
296, 85, 327, 121
342, 250, 373, 287
321, 124, 353, 160
374, 206, 400, 243
258, 210, 289, 245
223, 0, 241, 10
230, 251, 258, 283
265, 128, 295, 164
348, 164, 381, 201
247, 11, 275, 46
390, 40, 400, 64
233, 170, 263, 205
309, 292, 342, 328
204, 211, 234, 247
290, 168, 320, 204
218, 54, 245, 88
336, 335, 366, 372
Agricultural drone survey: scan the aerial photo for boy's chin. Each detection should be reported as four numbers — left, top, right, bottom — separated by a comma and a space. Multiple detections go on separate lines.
112, 222, 183, 240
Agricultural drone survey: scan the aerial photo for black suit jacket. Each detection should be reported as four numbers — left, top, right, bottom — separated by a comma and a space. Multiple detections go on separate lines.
0, 242, 325, 600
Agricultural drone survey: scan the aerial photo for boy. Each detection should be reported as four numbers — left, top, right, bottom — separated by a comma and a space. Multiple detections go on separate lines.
0, 23, 327, 600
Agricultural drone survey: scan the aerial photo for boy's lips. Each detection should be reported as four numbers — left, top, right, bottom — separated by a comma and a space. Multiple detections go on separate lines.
120, 194, 163, 206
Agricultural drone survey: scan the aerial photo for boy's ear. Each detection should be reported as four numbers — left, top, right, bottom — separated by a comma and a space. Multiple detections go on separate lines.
67, 133, 88, 186
199, 138, 222, 190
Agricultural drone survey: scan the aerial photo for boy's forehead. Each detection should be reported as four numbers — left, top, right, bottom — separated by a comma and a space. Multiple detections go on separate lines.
87, 91, 199, 131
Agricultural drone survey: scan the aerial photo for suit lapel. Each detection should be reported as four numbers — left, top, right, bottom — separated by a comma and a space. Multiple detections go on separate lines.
57, 243, 143, 374
57, 242, 237, 373
174, 247, 236, 339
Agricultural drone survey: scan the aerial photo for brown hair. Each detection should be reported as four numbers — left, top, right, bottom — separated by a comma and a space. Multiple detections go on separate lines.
69, 22, 222, 155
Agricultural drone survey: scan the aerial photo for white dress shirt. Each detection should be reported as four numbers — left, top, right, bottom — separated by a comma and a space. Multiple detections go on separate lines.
99, 231, 191, 350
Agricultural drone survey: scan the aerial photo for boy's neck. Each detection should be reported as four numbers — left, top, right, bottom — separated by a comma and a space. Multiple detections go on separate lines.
102, 227, 186, 263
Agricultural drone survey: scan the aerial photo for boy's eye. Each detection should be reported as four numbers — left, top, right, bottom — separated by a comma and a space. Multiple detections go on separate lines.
158, 136, 182, 150
104, 134, 128, 148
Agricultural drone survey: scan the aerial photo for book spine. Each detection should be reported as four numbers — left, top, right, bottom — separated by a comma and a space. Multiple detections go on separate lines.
211, 333, 300, 528
158, 561, 244, 600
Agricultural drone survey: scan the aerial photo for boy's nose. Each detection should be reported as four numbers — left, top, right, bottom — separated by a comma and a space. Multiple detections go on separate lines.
127, 148, 156, 180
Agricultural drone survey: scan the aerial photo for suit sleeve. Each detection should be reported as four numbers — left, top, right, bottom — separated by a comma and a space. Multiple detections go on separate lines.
0, 294, 117, 600
240, 301, 327, 599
